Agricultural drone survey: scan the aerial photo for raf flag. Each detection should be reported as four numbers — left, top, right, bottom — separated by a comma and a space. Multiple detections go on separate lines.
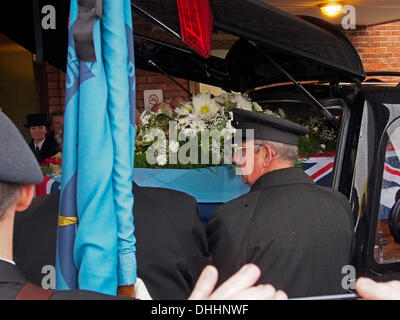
56, 0, 137, 295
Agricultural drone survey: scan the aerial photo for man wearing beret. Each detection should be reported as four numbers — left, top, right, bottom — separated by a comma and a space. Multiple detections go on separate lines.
207, 108, 354, 298
0, 110, 286, 300
25, 113, 60, 165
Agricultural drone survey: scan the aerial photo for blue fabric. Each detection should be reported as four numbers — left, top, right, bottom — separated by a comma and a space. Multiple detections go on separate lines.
56, 0, 136, 295
133, 166, 250, 203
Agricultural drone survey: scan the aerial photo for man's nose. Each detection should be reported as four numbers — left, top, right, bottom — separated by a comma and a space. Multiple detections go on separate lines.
233, 153, 244, 166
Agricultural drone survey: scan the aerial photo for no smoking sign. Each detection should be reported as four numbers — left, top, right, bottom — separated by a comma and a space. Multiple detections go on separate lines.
144, 89, 163, 111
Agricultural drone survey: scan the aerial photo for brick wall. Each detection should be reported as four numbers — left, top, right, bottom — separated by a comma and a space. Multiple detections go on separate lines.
44, 63, 65, 114
344, 20, 400, 82
41, 64, 193, 114
135, 69, 194, 113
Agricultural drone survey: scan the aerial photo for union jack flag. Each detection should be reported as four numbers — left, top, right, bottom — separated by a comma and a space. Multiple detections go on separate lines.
301, 152, 335, 188
302, 147, 400, 220
379, 145, 400, 220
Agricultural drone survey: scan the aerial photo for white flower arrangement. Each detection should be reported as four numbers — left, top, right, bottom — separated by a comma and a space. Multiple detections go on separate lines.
134, 92, 337, 168
134, 91, 271, 169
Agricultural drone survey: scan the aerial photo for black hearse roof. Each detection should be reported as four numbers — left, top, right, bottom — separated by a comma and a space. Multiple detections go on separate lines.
0, 0, 365, 91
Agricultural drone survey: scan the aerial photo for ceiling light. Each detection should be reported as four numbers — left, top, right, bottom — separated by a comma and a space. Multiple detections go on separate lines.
319, 3, 344, 18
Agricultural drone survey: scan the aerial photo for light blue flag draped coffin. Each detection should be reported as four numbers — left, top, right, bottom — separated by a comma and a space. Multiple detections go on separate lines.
56, 0, 137, 295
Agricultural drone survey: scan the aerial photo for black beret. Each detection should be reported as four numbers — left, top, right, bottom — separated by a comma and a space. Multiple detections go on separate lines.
232, 108, 308, 146
0, 111, 43, 184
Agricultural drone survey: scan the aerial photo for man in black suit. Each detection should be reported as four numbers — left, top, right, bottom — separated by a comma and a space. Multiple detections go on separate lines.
207, 108, 354, 298
14, 184, 211, 300
1, 110, 287, 300
25, 113, 60, 164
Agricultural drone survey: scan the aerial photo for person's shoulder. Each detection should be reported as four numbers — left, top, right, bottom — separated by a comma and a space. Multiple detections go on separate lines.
318, 187, 351, 209
220, 190, 255, 207
133, 184, 199, 224
210, 191, 256, 220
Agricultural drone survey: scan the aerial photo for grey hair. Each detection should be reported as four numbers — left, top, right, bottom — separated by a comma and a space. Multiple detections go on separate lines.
255, 139, 299, 165
0, 182, 20, 218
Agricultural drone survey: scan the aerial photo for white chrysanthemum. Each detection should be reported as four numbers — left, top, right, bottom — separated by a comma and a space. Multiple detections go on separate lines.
181, 128, 197, 138
252, 102, 263, 112
183, 103, 194, 112
169, 140, 180, 153
192, 93, 219, 119
156, 154, 167, 166
190, 120, 206, 131
140, 111, 151, 126
178, 117, 189, 128
264, 109, 280, 118
234, 94, 252, 111
175, 106, 190, 117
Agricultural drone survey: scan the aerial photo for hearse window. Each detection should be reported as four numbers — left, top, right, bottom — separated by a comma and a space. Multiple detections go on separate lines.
257, 100, 342, 188
199, 85, 344, 188
375, 121, 400, 264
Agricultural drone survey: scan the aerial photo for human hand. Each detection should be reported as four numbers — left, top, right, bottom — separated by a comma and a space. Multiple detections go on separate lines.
356, 277, 400, 300
188, 264, 288, 300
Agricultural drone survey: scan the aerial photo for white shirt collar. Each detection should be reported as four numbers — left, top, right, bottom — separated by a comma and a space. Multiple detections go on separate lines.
35, 138, 46, 150
0, 258, 16, 265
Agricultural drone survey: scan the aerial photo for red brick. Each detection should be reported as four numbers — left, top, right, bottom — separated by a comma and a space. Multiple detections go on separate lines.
137, 83, 167, 91
45, 64, 60, 73
46, 73, 59, 81
360, 53, 378, 59
47, 89, 61, 97
387, 47, 400, 53
147, 75, 169, 83
48, 98, 60, 105
136, 75, 147, 84
47, 81, 59, 89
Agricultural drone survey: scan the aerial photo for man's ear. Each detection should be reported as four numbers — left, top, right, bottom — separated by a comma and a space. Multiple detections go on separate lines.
263, 145, 274, 167
15, 184, 35, 212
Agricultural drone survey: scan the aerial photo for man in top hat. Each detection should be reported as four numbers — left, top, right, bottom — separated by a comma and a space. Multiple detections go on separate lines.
207, 108, 354, 298
25, 113, 60, 164
0, 109, 286, 300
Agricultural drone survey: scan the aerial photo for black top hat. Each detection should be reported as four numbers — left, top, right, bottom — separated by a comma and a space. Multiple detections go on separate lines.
232, 108, 308, 146
24, 113, 49, 128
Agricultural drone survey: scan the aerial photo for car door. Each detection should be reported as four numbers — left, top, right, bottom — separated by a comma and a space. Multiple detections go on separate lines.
351, 86, 400, 280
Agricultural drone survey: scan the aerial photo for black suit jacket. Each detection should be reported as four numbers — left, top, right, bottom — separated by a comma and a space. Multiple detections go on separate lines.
28, 135, 60, 164
0, 260, 128, 300
13, 183, 211, 299
207, 168, 354, 298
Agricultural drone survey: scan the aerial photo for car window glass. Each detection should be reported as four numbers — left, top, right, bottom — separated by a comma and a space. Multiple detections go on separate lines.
375, 121, 400, 264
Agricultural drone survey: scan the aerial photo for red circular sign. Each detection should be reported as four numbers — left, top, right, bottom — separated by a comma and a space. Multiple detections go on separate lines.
148, 94, 159, 105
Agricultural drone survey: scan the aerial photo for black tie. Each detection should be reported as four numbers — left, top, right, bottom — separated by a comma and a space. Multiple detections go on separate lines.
35, 146, 40, 158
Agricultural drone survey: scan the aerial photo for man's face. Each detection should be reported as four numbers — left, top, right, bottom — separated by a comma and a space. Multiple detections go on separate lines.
51, 115, 64, 135
232, 140, 266, 187
29, 126, 47, 142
